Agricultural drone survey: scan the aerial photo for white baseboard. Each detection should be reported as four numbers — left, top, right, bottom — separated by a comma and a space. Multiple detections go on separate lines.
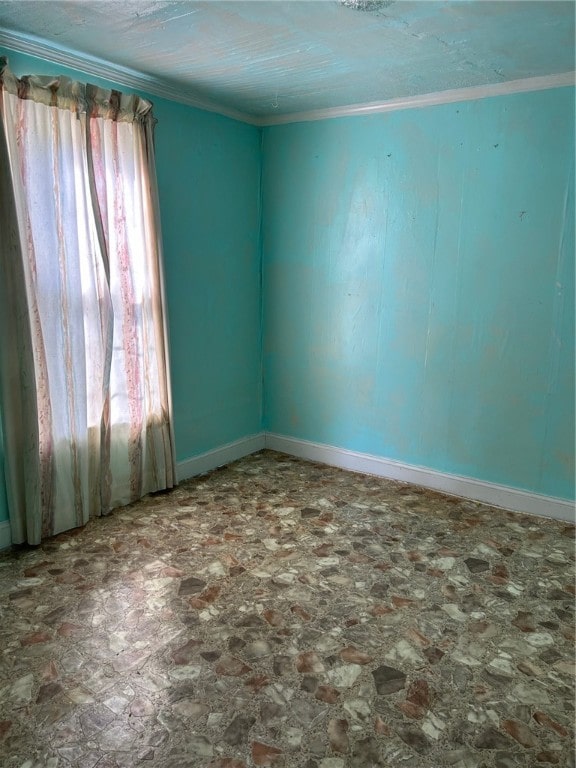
265, 433, 575, 523
177, 432, 266, 482
0, 431, 570, 549
0, 520, 11, 550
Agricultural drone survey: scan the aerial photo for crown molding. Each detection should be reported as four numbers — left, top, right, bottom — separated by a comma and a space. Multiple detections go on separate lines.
256, 71, 576, 126
0, 28, 259, 125
1, 28, 573, 128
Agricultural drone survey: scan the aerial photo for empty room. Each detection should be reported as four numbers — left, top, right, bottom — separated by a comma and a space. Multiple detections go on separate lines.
0, 2, 574, 767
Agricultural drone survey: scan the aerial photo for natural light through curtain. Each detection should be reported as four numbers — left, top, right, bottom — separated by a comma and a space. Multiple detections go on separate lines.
0, 60, 175, 545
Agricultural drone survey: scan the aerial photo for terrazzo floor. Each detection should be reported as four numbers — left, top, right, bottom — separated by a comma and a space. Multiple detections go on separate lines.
0, 450, 574, 768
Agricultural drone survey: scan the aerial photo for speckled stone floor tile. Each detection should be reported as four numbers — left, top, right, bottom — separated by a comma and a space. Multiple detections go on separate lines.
0, 450, 574, 768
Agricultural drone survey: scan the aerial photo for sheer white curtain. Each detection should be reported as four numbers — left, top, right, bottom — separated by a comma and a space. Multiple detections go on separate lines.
0, 60, 175, 545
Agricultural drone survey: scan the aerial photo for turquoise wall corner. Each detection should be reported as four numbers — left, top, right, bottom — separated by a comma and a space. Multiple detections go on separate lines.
262, 87, 575, 501
0, 47, 574, 534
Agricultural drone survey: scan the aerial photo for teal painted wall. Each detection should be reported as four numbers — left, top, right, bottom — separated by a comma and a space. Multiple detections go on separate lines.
262, 88, 575, 501
0, 47, 573, 535
0, 48, 262, 525
155, 101, 262, 457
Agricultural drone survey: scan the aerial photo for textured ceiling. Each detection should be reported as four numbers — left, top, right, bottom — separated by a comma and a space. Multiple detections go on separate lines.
0, 1, 574, 120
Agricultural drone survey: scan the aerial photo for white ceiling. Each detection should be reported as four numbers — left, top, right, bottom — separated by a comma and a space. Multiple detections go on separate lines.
0, 1, 574, 122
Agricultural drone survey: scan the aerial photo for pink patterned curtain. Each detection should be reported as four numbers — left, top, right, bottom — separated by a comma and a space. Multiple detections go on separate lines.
0, 59, 176, 545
